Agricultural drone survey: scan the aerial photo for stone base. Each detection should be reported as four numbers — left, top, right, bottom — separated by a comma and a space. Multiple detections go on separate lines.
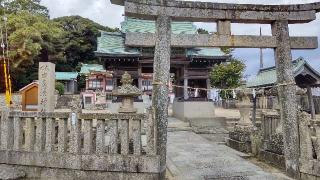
300, 160, 320, 180
300, 173, 320, 180
226, 138, 252, 153
264, 133, 284, 155
0, 164, 159, 180
258, 150, 285, 170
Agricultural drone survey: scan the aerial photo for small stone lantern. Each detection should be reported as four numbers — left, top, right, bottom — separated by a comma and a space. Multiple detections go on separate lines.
112, 72, 142, 113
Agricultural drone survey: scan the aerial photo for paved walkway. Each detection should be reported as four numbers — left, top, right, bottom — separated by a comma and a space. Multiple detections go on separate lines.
166, 117, 290, 180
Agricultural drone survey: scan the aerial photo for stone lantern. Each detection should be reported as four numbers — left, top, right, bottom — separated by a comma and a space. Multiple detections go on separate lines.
112, 72, 142, 113
236, 88, 253, 126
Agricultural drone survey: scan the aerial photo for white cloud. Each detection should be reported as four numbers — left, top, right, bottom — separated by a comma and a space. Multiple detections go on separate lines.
41, 0, 320, 75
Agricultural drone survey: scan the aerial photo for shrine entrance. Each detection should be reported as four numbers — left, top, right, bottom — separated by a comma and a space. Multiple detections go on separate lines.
111, 0, 320, 179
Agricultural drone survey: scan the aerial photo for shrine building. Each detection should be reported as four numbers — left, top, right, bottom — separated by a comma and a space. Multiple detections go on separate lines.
95, 17, 229, 100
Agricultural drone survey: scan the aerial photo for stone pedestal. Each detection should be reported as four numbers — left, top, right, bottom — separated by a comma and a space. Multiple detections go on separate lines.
119, 97, 137, 113
38, 62, 56, 112
227, 89, 254, 153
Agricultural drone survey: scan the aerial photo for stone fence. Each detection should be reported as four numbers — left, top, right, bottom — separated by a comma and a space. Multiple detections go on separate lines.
0, 110, 159, 179
299, 112, 320, 179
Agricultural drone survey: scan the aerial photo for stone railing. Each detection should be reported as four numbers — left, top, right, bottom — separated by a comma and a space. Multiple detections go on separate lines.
0, 110, 159, 179
261, 110, 281, 142
299, 112, 320, 179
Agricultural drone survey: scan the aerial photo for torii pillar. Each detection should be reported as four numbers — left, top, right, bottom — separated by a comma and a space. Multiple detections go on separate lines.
152, 14, 171, 179
272, 20, 300, 178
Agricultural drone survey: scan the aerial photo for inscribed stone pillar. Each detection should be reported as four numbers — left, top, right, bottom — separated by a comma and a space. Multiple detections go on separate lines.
38, 62, 56, 112
152, 14, 171, 178
272, 20, 300, 178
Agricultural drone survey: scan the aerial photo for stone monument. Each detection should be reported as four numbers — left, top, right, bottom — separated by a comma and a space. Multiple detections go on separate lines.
38, 62, 56, 112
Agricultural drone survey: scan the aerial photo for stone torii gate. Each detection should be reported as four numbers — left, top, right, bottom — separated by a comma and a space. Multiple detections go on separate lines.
111, 0, 320, 178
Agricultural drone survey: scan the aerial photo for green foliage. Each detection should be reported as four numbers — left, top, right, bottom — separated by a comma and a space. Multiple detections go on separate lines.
197, 28, 209, 34
53, 16, 119, 72
0, 2, 117, 92
5, 0, 49, 17
77, 74, 87, 91
6, 11, 65, 90
55, 81, 65, 95
220, 47, 234, 55
209, 59, 246, 90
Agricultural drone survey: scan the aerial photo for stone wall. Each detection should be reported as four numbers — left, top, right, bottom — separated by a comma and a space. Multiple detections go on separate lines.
0, 93, 22, 110
172, 101, 215, 122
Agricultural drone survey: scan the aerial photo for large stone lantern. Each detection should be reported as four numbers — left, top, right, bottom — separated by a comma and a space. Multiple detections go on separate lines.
112, 72, 142, 113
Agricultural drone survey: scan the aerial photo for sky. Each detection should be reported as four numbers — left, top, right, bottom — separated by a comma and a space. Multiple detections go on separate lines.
40, 0, 320, 79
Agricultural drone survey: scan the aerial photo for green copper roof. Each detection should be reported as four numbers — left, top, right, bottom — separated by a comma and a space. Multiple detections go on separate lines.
247, 58, 320, 88
96, 32, 140, 56
80, 64, 106, 74
96, 31, 226, 57
55, 72, 78, 81
121, 17, 197, 34
187, 48, 226, 57
96, 17, 227, 58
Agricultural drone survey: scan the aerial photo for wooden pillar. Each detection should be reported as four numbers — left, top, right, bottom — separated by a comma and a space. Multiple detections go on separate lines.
184, 66, 189, 100
152, 14, 171, 179
272, 20, 300, 178
206, 78, 211, 100
307, 86, 316, 119
138, 64, 143, 91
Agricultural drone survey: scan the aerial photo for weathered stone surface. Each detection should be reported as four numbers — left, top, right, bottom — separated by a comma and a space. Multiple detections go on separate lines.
0, 164, 25, 180
259, 150, 285, 170
0, 164, 159, 180
0, 150, 160, 173
38, 62, 56, 112
124, 1, 318, 23
113, 0, 320, 13
125, 32, 318, 49
264, 133, 284, 155
272, 20, 300, 178
152, 14, 171, 177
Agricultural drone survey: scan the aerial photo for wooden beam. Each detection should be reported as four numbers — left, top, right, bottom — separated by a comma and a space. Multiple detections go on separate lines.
124, 2, 317, 24
125, 33, 318, 49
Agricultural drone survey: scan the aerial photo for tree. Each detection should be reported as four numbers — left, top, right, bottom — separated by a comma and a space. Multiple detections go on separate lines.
5, 0, 49, 17
210, 59, 246, 90
197, 28, 209, 34
53, 16, 119, 72
220, 47, 234, 55
5, 11, 65, 90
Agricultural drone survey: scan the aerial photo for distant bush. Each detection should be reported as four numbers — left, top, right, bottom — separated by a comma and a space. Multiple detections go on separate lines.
55, 82, 65, 95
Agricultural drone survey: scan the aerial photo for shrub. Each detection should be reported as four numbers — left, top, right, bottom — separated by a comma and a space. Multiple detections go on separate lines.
55, 82, 65, 95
